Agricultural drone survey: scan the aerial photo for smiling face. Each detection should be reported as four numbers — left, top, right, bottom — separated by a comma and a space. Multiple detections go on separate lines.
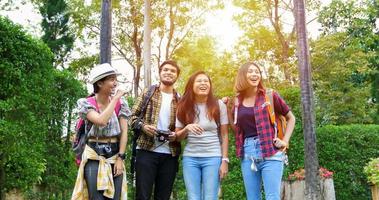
160, 64, 178, 86
246, 64, 261, 88
97, 74, 118, 95
193, 74, 211, 97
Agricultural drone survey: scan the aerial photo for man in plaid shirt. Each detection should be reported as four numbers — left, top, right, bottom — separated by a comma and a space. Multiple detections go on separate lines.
129, 60, 181, 200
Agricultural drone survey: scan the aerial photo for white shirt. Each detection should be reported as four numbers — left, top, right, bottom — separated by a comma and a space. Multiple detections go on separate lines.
153, 91, 173, 154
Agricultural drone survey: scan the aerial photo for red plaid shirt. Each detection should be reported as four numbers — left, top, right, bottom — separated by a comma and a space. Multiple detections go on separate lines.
233, 89, 289, 158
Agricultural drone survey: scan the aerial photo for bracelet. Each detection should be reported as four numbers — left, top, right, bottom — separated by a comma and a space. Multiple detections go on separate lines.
117, 153, 126, 160
222, 157, 230, 163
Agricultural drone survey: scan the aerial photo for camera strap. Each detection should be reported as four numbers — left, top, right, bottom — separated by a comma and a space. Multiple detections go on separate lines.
152, 140, 169, 151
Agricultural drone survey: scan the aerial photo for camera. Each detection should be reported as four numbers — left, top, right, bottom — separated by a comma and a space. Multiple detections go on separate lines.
156, 130, 171, 142
95, 144, 113, 156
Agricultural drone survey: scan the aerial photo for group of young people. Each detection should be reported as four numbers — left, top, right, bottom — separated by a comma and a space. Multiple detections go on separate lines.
71, 60, 296, 200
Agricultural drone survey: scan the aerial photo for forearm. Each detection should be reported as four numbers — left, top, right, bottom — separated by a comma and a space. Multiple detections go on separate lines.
98, 98, 120, 124
220, 125, 229, 158
283, 111, 296, 143
118, 118, 128, 154
175, 127, 188, 141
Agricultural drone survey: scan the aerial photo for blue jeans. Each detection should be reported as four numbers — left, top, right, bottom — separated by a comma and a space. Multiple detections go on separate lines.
182, 156, 221, 200
241, 137, 284, 200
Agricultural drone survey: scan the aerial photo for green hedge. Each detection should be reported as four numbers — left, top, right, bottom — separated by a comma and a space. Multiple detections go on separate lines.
286, 124, 379, 200
0, 16, 85, 199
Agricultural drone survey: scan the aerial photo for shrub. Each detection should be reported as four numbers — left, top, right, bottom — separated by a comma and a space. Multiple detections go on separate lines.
0, 16, 85, 199
286, 124, 379, 200
364, 157, 379, 185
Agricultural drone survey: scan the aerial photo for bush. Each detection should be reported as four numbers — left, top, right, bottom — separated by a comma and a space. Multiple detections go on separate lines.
286, 124, 379, 200
0, 16, 85, 199
364, 157, 379, 185
0, 16, 54, 195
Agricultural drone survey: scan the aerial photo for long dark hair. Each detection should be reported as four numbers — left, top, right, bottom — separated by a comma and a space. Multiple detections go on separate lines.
177, 71, 219, 125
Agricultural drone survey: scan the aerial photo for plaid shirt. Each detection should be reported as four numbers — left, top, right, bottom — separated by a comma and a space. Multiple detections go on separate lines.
71, 145, 127, 200
233, 90, 285, 158
129, 85, 181, 156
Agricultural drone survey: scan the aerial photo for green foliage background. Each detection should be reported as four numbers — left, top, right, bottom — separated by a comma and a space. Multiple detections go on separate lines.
286, 125, 379, 200
0, 17, 85, 199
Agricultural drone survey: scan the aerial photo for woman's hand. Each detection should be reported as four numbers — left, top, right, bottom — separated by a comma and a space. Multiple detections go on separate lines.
114, 88, 126, 99
219, 161, 228, 179
185, 124, 204, 135
273, 138, 288, 151
114, 158, 124, 177
221, 97, 229, 104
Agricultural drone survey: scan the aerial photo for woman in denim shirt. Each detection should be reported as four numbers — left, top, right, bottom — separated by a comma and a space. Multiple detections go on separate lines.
229, 62, 295, 200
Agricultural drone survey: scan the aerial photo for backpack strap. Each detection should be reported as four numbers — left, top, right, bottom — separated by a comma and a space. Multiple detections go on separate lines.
216, 100, 222, 144
265, 89, 278, 138
115, 99, 122, 116
87, 96, 99, 111
138, 84, 158, 122
233, 95, 240, 125
87, 96, 122, 115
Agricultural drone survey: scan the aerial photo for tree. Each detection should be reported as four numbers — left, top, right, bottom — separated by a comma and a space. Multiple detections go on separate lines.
39, 0, 75, 68
233, 0, 320, 83
311, 33, 375, 125
68, 0, 223, 96
143, 0, 152, 87
100, 0, 112, 64
294, 0, 321, 199
318, 0, 379, 123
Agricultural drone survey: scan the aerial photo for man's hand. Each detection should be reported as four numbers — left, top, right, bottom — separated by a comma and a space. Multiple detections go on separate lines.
168, 132, 176, 142
142, 124, 157, 137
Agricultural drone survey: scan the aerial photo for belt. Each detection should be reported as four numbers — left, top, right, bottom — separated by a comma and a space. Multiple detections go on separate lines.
88, 136, 119, 143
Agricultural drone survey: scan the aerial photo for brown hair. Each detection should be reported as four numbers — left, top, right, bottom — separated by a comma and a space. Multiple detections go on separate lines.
177, 71, 219, 125
159, 60, 180, 76
234, 61, 265, 95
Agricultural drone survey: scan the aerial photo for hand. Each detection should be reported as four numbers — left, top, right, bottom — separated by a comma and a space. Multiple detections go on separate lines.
185, 124, 204, 135
219, 161, 228, 179
168, 132, 176, 142
221, 97, 229, 105
142, 124, 157, 137
114, 158, 124, 177
273, 138, 288, 151
114, 88, 126, 99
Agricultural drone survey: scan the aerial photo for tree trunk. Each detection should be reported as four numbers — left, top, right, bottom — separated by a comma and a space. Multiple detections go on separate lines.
143, 0, 152, 88
293, 0, 321, 199
100, 0, 112, 64
130, 0, 142, 97
165, 0, 174, 60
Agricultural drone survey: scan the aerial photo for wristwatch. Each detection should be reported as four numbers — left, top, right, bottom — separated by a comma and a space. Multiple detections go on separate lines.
117, 153, 126, 160
222, 157, 230, 163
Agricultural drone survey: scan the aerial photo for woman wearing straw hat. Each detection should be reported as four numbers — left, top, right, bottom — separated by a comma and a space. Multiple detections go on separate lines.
72, 63, 131, 200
